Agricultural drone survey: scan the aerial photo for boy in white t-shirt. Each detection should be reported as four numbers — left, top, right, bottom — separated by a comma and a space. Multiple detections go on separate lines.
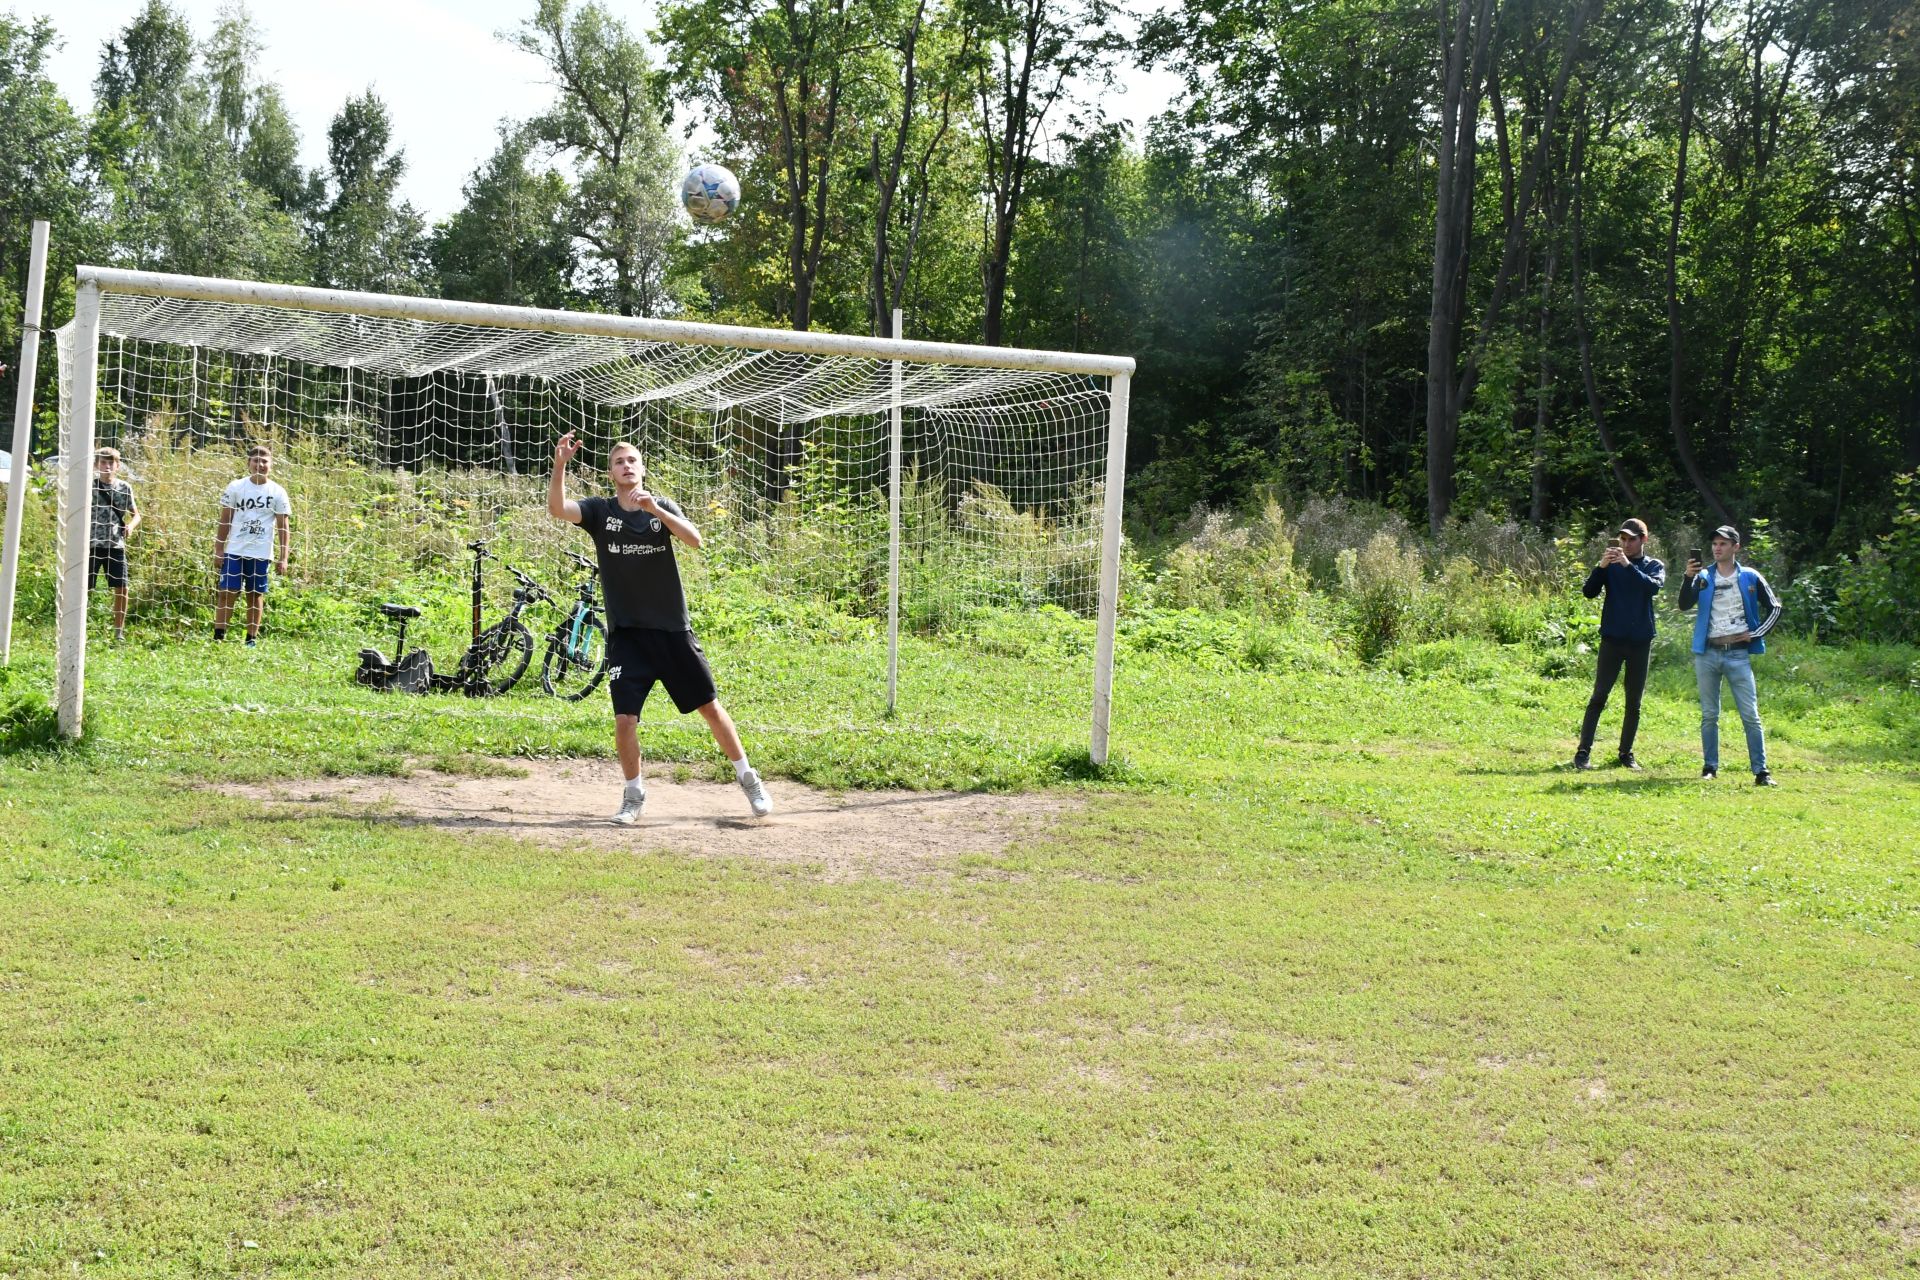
212, 445, 292, 646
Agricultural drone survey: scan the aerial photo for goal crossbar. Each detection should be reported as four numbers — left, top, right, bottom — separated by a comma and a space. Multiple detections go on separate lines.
53, 269, 1134, 764
78, 268, 1137, 379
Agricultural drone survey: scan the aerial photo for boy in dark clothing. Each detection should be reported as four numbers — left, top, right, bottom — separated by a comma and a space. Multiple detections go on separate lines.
548, 431, 772, 824
89, 448, 140, 641
1572, 517, 1665, 769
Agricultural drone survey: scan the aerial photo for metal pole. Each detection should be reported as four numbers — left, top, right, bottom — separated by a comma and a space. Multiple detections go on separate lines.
1090, 373, 1130, 766
886, 307, 903, 715
0, 219, 51, 665
57, 279, 104, 737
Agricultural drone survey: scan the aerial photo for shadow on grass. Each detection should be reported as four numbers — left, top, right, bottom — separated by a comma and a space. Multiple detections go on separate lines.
1041, 746, 1144, 786
0, 673, 82, 758
1540, 774, 1704, 796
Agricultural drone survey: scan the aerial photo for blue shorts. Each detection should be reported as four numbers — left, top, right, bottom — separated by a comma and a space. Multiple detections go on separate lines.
218, 556, 271, 594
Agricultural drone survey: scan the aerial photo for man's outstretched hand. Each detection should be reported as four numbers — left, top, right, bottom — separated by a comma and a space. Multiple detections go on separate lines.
554, 431, 581, 466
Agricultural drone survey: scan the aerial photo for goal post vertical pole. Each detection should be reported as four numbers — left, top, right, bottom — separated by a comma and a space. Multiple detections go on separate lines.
1090, 373, 1130, 766
887, 307, 904, 716
56, 277, 104, 738
1, 218, 50, 666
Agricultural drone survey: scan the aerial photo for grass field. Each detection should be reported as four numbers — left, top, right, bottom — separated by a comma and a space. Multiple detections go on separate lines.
3, 618, 1919, 1277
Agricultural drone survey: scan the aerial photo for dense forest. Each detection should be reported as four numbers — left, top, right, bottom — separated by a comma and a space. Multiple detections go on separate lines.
2, 0, 1916, 570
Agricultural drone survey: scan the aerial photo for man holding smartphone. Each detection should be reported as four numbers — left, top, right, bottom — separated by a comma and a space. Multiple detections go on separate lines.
1572, 517, 1665, 770
1679, 525, 1782, 785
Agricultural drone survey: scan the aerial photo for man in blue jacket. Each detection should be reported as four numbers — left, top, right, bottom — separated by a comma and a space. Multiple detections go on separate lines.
1573, 517, 1665, 770
1678, 525, 1783, 785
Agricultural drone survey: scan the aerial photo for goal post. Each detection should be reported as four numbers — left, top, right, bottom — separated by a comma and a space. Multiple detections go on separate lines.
51, 266, 1135, 761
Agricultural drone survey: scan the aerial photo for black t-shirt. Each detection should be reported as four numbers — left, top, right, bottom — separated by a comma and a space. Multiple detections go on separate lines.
575, 494, 691, 631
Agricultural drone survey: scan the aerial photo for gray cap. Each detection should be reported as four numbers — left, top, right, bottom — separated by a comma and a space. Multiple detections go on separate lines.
1712, 524, 1741, 544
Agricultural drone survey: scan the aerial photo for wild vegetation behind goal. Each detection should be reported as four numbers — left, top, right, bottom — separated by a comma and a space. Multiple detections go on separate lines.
49, 269, 1133, 758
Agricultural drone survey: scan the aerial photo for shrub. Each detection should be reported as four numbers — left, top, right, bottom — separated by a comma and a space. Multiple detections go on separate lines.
1292, 495, 1416, 588
1343, 530, 1428, 664
1831, 473, 1920, 644
1438, 511, 1560, 586
1152, 500, 1300, 621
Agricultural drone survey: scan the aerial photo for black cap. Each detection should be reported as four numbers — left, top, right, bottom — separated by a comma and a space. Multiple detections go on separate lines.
1712, 524, 1741, 543
1619, 518, 1648, 538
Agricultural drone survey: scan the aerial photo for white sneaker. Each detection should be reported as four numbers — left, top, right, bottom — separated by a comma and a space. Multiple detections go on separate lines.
738, 769, 772, 818
610, 786, 645, 826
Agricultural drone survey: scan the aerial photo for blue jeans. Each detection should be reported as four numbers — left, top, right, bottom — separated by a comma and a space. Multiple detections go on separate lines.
1694, 648, 1767, 775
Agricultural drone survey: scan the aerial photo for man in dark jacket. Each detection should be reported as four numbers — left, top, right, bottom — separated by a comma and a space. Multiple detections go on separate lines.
1572, 517, 1665, 769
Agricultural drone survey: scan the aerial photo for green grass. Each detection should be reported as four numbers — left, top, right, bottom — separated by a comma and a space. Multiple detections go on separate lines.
3, 617, 1919, 1277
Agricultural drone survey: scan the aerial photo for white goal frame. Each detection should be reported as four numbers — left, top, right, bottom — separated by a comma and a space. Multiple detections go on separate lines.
55, 266, 1135, 761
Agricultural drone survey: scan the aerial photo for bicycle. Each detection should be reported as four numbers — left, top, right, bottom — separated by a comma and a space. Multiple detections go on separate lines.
539, 550, 610, 700
355, 541, 552, 697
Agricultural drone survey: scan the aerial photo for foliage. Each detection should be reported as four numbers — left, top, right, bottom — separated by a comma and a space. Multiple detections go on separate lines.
429, 125, 582, 310
0, 660, 59, 753
1150, 500, 1299, 621
1829, 471, 1920, 643
310, 91, 426, 293
509, 0, 686, 317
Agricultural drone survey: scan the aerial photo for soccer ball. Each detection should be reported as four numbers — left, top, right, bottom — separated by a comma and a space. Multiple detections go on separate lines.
680, 163, 741, 225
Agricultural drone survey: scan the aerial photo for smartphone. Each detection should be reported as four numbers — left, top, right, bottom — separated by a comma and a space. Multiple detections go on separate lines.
1689, 546, 1702, 564
1608, 536, 1621, 550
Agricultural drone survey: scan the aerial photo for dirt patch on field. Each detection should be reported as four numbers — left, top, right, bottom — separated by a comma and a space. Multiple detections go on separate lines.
219, 760, 1078, 881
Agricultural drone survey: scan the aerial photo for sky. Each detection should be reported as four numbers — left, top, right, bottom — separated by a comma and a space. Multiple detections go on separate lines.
44, 0, 1183, 224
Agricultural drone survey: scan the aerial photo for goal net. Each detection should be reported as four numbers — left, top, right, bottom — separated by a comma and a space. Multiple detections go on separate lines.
49, 269, 1132, 757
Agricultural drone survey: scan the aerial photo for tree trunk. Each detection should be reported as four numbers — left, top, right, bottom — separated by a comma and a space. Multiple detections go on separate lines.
1425, 0, 1497, 536
1664, 0, 1733, 526
1569, 119, 1641, 512
1530, 204, 1559, 525
1901, 186, 1920, 471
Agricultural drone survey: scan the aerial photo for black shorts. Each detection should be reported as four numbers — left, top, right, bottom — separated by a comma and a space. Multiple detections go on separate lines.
89, 544, 129, 590
606, 627, 718, 716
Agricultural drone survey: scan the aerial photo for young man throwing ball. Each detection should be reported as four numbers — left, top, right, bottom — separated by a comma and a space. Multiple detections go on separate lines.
548, 431, 772, 824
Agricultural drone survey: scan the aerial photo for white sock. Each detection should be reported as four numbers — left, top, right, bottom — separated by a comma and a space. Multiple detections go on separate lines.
731, 756, 751, 781
623, 775, 644, 796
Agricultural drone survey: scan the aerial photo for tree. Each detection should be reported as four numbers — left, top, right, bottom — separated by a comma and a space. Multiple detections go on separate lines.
312, 91, 426, 292
510, 0, 683, 317
1424, 0, 1594, 534
661, 0, 879, 331
431, 126, 581, 308
86, 0, 307, 280
964, 0, 1121, 345
0, 15, 90, 423
868, 0, 968, 337
94, 0, 193, 141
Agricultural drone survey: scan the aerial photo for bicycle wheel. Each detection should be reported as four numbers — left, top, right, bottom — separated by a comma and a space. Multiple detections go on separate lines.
541, 612, 608, 701
466, 619, 534, 696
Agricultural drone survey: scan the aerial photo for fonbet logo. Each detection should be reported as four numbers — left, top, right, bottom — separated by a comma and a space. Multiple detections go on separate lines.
605, 517, 624, 532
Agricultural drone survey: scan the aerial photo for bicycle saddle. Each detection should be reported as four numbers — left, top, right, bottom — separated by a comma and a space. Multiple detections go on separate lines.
379, 603, 423, 619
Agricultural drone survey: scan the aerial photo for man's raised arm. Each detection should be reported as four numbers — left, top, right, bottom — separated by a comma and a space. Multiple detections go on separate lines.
548, 432, 583, 524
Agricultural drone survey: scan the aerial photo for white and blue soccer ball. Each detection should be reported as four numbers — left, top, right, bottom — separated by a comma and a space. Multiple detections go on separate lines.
680, 163, 741, 225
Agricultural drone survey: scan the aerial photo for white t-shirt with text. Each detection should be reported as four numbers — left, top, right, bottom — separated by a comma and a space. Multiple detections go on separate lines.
221, 478, 292, 561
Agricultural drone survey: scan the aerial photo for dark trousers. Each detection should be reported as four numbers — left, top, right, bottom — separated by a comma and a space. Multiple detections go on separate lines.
1577, 637, 1651, 759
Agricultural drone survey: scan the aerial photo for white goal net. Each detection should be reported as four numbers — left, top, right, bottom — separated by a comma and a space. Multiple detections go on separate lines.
49, 269, 1132, 757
